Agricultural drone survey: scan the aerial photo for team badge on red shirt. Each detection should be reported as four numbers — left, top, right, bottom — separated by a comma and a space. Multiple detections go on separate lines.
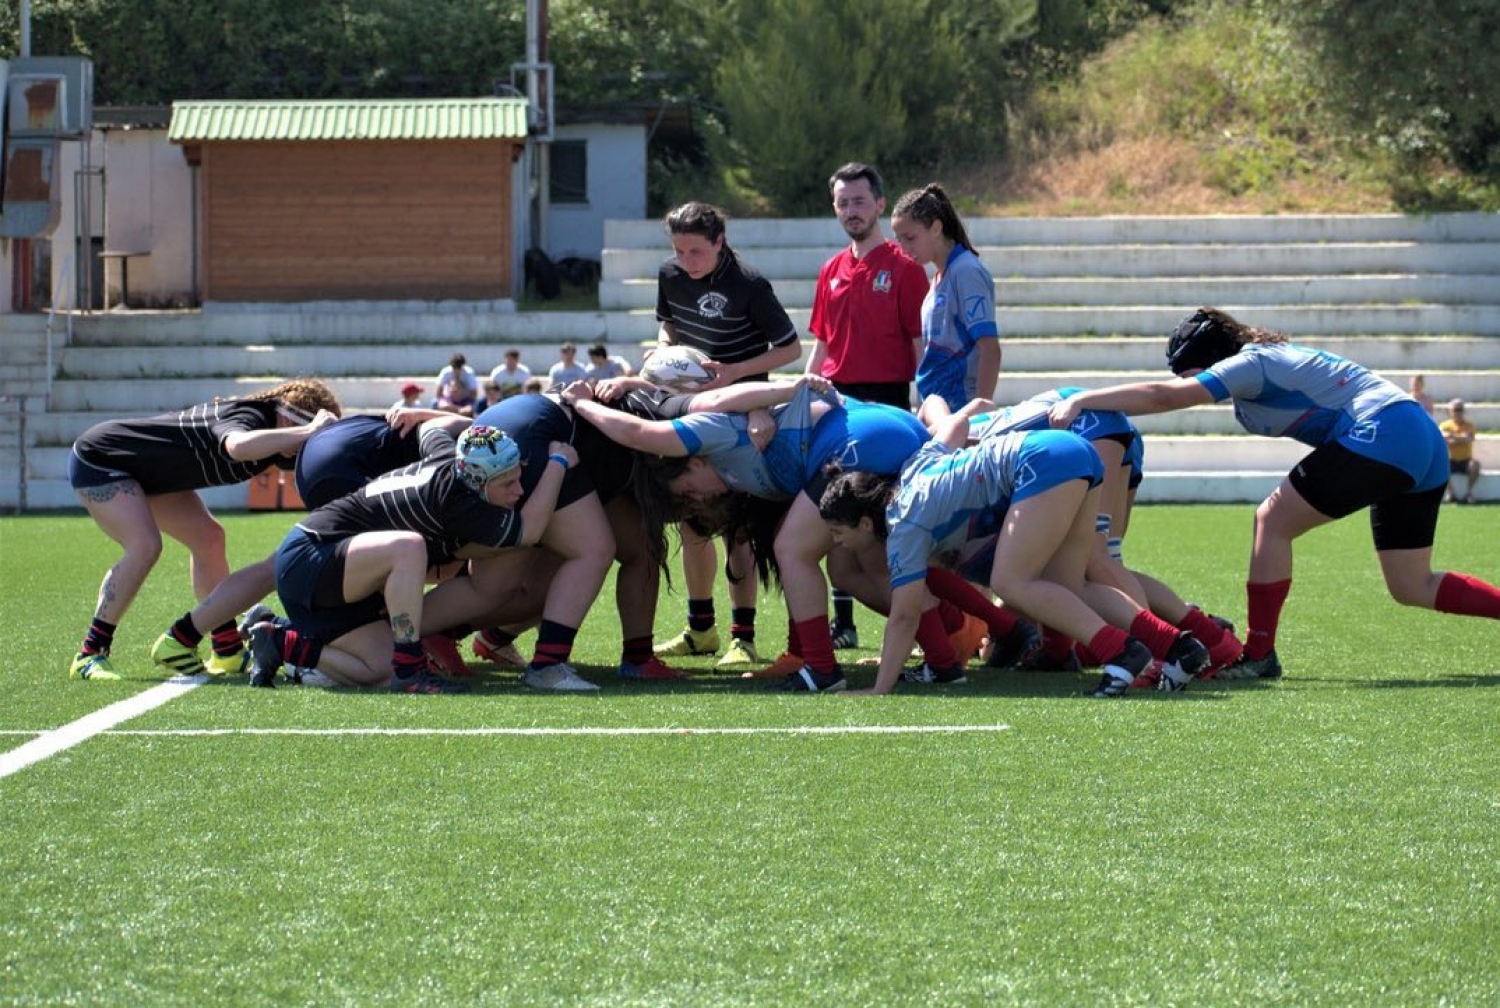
873, 270, 892, 293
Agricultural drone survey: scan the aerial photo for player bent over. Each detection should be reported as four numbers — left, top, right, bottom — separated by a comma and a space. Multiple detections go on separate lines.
818, 407, 1207, 697
248, 424, 573, 693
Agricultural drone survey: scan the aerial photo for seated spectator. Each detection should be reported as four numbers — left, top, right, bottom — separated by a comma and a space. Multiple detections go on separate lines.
1440, 398, 1482, 504
490, 349, 532, 400
481, 380, 505, 410
547, 343, 588, 388
584, 343, 634, 381
394, 382, 424, 409
1409, 374, 1435, 416
523, 377, 545, 395
435, 353, 479, 416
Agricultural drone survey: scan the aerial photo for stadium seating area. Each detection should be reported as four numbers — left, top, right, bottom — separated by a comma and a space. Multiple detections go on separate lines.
3, 212, 1497, 510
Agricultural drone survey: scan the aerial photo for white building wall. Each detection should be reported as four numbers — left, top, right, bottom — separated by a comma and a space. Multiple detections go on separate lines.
100, 128, 195, 306
546, 122, 645, 262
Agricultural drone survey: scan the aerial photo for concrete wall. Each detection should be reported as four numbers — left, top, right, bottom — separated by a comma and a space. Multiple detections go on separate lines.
101, 127, 195, 306
545, 122, 646, 262
46, 134, 102, 310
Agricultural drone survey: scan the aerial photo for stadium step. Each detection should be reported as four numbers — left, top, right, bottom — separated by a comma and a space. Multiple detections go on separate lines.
5, 212, 1499, 509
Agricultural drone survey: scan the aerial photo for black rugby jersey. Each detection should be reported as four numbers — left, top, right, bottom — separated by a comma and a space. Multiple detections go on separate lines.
295, 429, 522, 565
654, 250, 798, 369
72, 400, 292, 494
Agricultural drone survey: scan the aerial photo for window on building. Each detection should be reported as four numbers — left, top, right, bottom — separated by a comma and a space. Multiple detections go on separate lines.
549, 140, 588, 204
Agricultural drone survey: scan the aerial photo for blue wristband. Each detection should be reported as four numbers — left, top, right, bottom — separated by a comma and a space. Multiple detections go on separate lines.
548, 454, 570, 470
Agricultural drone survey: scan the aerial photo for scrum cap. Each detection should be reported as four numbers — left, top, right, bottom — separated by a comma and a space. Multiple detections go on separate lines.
1166, 310, 1240, 375
455, 425, 521, 489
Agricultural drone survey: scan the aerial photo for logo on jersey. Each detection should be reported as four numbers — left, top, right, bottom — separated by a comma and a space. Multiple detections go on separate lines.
1348, 419, 1378, 444
963, 295, 989, 324
873, 270, 892, 293
696, 292, 730, 319
829, 279, 841, 292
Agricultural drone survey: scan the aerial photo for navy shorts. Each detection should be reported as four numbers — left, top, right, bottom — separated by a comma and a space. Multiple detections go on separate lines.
68, 447, 134, 489
1289, 441, 1444, 552
274, 528, 387, 643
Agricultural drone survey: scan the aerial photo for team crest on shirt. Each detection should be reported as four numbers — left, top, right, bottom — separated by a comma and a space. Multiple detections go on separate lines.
1348, 419, 1378, 444
872, 270, 892, 293
697, 292, 730, 318
829, 279, 841, 292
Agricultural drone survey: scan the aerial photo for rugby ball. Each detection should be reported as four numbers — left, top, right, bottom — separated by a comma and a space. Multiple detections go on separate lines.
640, 346, 715, 392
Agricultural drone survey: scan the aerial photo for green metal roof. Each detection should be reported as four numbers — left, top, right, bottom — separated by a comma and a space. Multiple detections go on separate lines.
168, 98, 530, 142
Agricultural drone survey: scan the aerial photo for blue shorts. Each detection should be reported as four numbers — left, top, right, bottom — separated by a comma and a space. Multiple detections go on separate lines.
1010, 429, 1104, 505
1337, 400, 1449, 493
274, 527, 387, 644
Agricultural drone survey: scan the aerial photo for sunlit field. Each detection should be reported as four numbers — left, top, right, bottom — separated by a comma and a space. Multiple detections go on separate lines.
2, 506, 1497, 1006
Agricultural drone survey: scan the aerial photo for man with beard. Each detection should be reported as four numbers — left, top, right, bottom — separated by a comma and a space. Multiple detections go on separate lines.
805, 162, 930, 648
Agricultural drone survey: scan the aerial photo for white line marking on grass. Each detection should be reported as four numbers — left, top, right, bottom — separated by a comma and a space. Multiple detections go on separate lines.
107, 724, 1011, 737
0, 675, 206, 780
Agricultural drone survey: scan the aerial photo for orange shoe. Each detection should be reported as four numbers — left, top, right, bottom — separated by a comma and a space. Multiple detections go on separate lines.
743, 651, 804, 680
947, 615, 989, 666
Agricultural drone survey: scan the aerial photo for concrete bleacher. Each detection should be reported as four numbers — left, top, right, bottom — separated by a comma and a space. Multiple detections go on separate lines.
3, 212, 1498, 511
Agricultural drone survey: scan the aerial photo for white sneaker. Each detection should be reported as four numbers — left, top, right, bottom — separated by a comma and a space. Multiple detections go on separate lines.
522, 663, 600, 691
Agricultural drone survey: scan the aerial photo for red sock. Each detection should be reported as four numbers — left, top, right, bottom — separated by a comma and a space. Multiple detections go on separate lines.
785, 621, 803, 658
936, 600, 964, 634
1245, 579, 1292, 659
1176, 606, 1226, 648
915, 609, 958, 667
925, 568, 1019, 635
793, 615, 836, 672
1088, 626, 1131, 665
1129, 610, 1181, 660
1435, 572, 1500, 619
1040, 625, 1074, 661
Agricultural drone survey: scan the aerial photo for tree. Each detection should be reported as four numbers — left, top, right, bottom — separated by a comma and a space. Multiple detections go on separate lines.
712, 0, 1035, 212
1271, 0, 1500, 183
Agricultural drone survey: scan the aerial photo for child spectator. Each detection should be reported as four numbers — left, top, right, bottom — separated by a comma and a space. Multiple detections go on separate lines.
394, 382, 424, 409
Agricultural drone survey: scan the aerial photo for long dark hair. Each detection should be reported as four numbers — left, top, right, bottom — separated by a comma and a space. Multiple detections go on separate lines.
817, 465, 898, 540
891, 183, 976, 255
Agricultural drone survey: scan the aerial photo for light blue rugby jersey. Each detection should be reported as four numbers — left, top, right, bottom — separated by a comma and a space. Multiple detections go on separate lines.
968, 386, 1134, 445
672, 392, 930, 500
915, 245, 999, 410
1197, 343, 1410, 447
670, 406, 801, 500
884, 434, 1026, 589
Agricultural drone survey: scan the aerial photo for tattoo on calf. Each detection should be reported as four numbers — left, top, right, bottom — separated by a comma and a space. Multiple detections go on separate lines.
390, 613, 418, 642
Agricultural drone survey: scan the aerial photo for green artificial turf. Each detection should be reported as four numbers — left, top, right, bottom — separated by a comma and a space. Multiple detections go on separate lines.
1, 507, 1497, 1006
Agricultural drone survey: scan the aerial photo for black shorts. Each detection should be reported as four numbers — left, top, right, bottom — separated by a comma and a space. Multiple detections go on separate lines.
1289, 441, 1442, 551
1450, 458, 1476, 475
832, 380, 913, 411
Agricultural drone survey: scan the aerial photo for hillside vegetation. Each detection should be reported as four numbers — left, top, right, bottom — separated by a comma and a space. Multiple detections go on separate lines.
909, 3, 1490, 217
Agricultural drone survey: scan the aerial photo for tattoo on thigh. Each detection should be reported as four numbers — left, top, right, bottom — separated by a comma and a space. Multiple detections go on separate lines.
81, 481, 137, 504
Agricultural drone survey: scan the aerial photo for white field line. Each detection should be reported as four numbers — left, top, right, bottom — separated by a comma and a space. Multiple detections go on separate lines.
0, 674, 206, 781
112, 724, 1011, 736
4, 724, 1010, 741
